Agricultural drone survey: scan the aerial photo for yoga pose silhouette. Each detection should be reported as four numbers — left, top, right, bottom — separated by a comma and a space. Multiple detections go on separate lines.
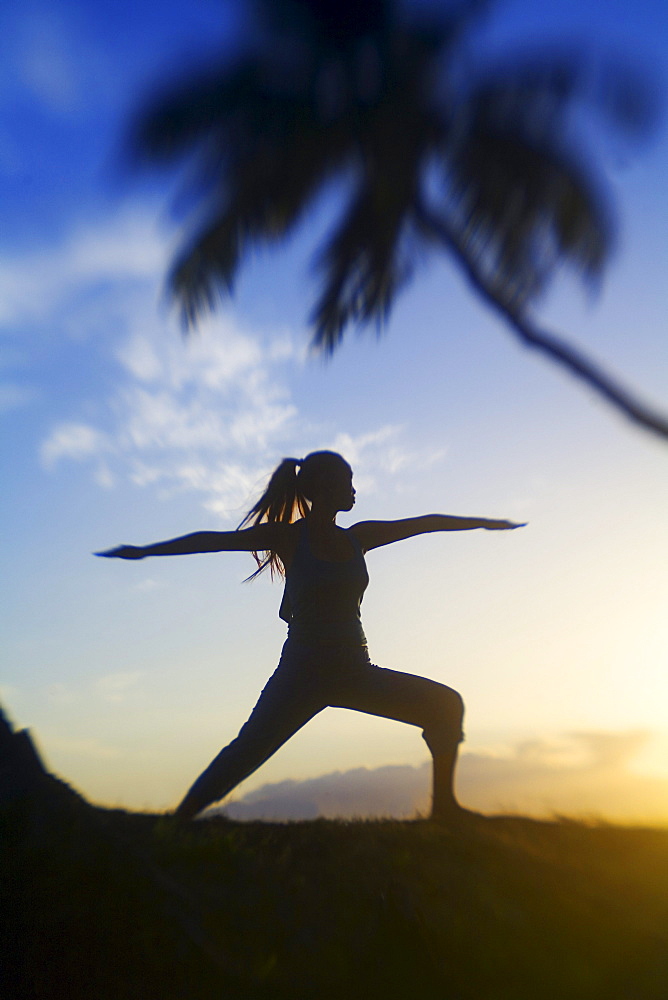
98, 451, 524, 822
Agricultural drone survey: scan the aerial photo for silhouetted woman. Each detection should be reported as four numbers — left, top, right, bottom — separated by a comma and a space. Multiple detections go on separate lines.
98, 451, 523, 822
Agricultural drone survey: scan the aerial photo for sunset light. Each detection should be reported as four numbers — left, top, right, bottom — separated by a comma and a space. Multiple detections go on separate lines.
2, 0, 667, 827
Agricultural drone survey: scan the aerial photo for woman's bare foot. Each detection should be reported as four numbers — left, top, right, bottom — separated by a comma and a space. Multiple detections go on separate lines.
173, 791, 207, 822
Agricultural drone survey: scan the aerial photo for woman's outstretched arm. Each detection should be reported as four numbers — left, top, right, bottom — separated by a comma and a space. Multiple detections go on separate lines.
351, 515, 526, 552
96, 523, 283, 560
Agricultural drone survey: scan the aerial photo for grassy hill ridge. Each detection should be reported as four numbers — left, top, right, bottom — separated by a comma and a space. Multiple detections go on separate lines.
2, 710, 668, 999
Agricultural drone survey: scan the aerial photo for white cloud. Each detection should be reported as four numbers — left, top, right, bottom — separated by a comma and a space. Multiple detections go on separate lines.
101, 328, 300, 513
40, 422, 110, 469
328, 426, 401, 466
115, 332, 163, 382
0, 206, 170, 327
0, 202, 437, 519
11, 206, 299, 514
201, 464, 269, 518
327, 427, 447, 493
94, 462, 115, 489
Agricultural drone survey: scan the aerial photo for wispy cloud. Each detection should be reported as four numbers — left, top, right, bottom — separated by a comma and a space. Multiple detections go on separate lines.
99, 312, 303, 515
0, 206, 169, 327
40, 422, 111, 468
2, 203, 444, 518
1, 206, 302, 515
328, 428, 447, 493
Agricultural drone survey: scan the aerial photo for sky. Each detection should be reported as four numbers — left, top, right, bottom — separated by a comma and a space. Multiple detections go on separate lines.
2, 0, 667, 824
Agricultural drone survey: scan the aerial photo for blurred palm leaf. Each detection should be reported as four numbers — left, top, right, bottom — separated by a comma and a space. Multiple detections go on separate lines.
131, 0, 666, 440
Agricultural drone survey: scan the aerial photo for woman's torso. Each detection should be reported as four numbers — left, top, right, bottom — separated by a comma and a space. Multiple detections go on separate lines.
280, 520, 369, 646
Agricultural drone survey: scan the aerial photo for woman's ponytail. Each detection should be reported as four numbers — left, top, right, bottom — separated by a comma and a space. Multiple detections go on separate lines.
238, 457, 310, 579
239, 450, 348, 580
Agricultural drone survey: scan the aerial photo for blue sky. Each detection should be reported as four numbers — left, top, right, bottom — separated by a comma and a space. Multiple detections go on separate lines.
2, 0, 668, 822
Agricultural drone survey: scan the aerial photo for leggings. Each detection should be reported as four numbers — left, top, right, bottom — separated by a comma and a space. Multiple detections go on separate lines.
182, 639, 465, 813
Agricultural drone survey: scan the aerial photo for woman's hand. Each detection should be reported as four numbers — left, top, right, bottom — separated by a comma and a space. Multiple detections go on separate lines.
485, 520, 527, 530
95, 545, 146, 559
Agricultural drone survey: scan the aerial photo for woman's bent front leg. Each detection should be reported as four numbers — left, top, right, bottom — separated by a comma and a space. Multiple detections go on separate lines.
330, 662, 465, 821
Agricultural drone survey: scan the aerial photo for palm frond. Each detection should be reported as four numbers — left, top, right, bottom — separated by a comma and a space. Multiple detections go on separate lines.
444, 123, 612, 310
169, 86, 359, 325
256, 0, 393, 49
169, 215, 242, 326
128, 0, 667, 441
466, 46, 658, 142
132, 60, 263, 163
310, 166, 421, 351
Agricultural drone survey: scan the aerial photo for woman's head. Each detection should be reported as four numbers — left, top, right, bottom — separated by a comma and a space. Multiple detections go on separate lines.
296, 451, 354, 510
239, 450, 354, 577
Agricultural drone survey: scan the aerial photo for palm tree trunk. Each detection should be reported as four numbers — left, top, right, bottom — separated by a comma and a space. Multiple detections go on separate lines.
416, 204, 668, 444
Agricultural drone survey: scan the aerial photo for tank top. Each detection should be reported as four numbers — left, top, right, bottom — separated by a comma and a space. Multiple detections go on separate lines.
279, 520, 369, 646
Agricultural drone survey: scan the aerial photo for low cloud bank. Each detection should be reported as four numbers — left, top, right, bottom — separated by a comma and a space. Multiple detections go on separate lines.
217, 731, 668, 824
223, 762, 431, 821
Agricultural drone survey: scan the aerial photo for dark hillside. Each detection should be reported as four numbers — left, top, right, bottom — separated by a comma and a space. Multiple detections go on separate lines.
2, 708, 667, 1000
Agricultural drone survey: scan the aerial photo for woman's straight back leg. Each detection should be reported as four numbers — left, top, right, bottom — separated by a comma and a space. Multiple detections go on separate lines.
175, 643, 329, 818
